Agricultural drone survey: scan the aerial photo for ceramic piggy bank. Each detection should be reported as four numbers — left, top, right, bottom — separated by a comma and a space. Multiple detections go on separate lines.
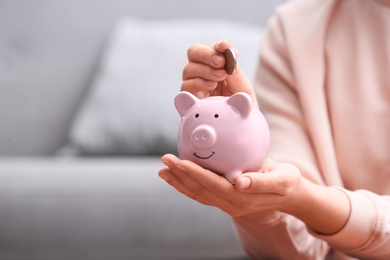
174, 91, 270, 183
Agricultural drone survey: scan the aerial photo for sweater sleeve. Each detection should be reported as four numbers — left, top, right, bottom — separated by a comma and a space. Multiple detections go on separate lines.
233, 212, 330, 260
309, 189, 390, 259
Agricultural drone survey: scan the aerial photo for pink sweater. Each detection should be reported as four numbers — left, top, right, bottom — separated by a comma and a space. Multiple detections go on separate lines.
233, 0, 390, 259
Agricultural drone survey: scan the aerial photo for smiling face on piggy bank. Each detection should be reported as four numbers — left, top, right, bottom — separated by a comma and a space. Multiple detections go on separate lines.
174, 91, 270, 183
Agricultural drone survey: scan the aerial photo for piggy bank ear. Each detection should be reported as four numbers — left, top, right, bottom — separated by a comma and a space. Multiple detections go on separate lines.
174, 91, 199, 117
227, 92, 253, 118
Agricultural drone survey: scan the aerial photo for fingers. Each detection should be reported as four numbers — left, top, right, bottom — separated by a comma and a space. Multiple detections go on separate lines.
182, 43, 226, 94
186, 43, 225, 68
183, 62, 227, 81
177, 158, 235, 195
182, 39, 257, 107
181, 39, 236, 95
159, 154, 234, 208
159, 167, 219, 207
185, 39, 236, 67
182, 62, 227, 90
158, 167, 194, 197
160, 154, 233, 196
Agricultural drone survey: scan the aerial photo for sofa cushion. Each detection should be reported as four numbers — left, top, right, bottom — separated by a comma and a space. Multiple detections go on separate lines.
64, 18, 264, 156
0, 157, 246, 260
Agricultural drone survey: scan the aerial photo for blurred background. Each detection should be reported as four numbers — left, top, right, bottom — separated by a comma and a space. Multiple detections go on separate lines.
0, 0, 287, 259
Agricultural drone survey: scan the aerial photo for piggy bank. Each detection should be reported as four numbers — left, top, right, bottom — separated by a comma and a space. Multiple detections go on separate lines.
174, 91, 270, 183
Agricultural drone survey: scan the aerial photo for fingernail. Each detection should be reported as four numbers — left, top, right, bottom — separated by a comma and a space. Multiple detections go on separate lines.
239, 177, 251, 190
211, 54, 223, 66
159, 172, 170, 182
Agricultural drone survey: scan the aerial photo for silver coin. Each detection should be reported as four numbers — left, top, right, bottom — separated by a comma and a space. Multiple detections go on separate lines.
223, 48, 237, 75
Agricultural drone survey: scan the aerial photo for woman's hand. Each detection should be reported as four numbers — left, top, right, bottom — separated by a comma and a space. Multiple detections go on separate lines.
158, 154, 351, 235
182, 39, 258, 107
158, 154, 302, 217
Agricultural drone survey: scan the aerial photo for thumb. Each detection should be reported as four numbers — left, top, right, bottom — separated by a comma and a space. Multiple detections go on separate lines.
214, 39, 257, 107
235, 172, 270, 193
235, 163, 301, 195
226, 65, 258, 108
226, 64, 251, 88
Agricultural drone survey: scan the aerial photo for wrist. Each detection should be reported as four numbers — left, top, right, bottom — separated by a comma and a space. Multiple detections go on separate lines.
277, 177, 312, 215
278, 178, 351, 235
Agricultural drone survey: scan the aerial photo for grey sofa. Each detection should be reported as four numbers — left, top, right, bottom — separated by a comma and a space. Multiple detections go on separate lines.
0, 1, 285, 259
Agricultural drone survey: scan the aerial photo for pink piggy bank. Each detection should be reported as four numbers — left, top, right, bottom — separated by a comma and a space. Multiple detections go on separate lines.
174, 91, 270, 183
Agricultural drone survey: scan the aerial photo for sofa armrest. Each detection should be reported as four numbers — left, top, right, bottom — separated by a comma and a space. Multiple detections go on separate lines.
0, 157, 245, 260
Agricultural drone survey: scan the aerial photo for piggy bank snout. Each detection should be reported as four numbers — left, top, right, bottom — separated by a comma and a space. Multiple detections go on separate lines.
191, 125, 216, 150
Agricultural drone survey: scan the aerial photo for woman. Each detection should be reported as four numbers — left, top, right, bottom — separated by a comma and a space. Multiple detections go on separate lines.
158, 0, 390, 259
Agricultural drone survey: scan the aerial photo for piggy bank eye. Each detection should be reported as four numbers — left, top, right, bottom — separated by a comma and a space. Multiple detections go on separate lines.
195, 114, 199, 118
214, 114, 219, 118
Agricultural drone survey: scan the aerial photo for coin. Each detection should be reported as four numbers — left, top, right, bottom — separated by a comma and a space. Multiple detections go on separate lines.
223, 48, 237, 75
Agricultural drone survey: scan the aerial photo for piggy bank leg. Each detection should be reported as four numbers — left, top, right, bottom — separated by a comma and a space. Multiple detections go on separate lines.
225, 170, 243, 184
